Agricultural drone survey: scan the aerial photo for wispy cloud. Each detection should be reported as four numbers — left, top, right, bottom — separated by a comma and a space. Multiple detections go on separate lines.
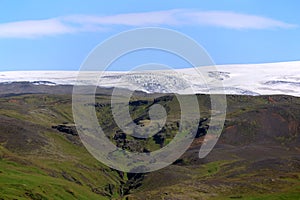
63, 10, 181, 26
185, 11, 297, 29
0, 18, 75, 38
0, 9, 297, 38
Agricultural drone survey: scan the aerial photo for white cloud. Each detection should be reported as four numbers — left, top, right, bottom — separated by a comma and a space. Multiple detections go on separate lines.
0, 18, 75, 38
185, 11, 297, 29
0, 10, 297, 38
63, 10, 181, 26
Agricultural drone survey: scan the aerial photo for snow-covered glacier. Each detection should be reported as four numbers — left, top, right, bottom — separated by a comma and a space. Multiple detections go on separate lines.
1, 61, 300, 96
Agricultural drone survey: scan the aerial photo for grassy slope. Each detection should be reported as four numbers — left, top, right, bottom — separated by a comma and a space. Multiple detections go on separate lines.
0, 93, 300, 199
0, 94, 123, 200
129, 95, 300, 200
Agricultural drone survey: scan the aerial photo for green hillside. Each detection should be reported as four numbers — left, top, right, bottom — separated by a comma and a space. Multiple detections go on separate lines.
0, 90, 299, 199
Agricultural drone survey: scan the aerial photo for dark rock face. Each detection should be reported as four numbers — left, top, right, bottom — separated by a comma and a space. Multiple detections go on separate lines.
52, 125, 78, 136
114, 131, 127, 140
113, 131, 149, 153
52, 124, 82, 145
196, 118, 209, 138
129, 100, 149, 107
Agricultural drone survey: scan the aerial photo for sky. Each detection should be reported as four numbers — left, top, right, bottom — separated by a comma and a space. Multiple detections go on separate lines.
0, 0, 299, 71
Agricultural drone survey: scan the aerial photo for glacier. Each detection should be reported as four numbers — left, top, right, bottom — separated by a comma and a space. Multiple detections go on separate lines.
1, 61, 300, 97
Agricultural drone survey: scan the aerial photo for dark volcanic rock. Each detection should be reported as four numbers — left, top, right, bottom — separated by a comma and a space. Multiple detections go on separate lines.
52, 125, 78, 136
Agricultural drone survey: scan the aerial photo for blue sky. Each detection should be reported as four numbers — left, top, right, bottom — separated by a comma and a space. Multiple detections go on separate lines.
0, 0, 299, 71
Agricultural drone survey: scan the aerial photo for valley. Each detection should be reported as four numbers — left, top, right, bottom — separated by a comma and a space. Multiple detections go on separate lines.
0, 83, 299, 199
